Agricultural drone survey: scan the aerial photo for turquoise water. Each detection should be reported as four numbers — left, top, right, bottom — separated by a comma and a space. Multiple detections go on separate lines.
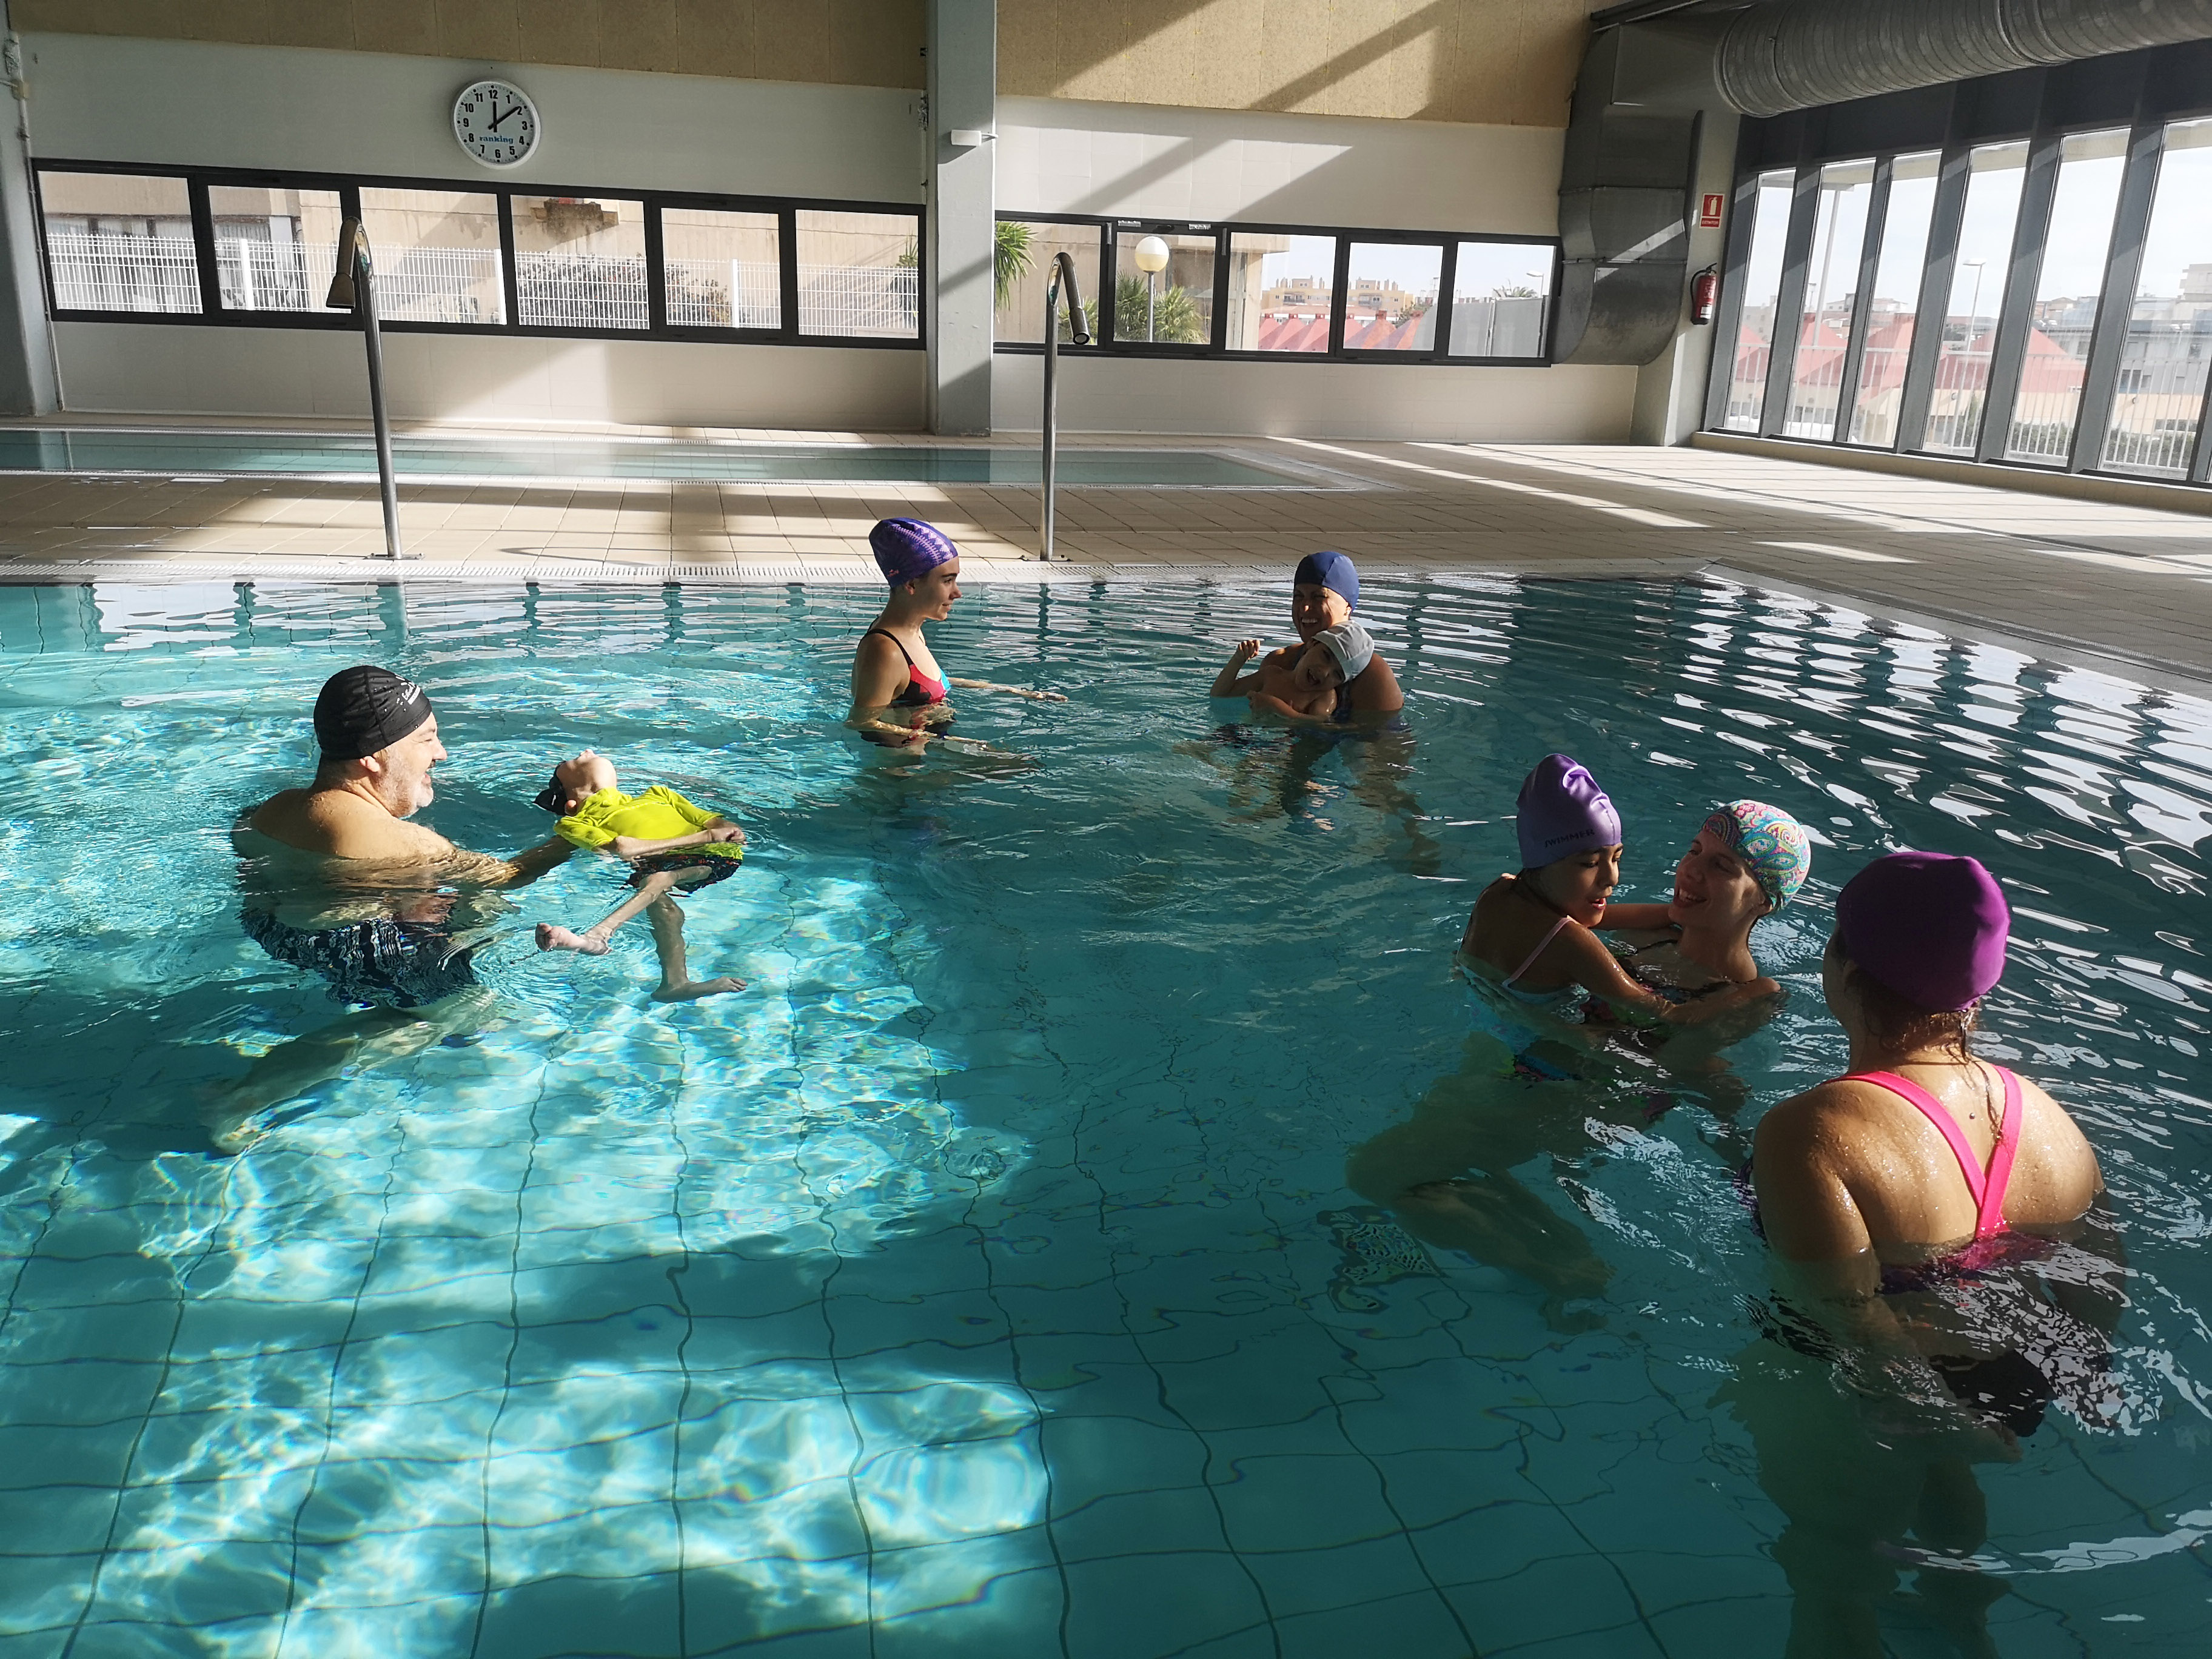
0, 429, 1301, 487
1, 574, 2208, 1657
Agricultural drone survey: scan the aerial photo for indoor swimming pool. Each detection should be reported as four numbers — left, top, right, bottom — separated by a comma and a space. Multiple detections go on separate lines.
0, 574, 2207, 1657
0, 429, 1310, 489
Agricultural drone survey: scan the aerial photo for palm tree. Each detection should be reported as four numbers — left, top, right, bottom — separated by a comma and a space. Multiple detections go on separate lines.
994, 221, 1034, 308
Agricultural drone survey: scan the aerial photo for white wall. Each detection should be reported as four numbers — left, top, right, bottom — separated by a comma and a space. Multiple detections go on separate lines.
993, 352, 1631, 440
996, 96, 1564, 232
55, 324, 926, 429
21, 33, 923, 201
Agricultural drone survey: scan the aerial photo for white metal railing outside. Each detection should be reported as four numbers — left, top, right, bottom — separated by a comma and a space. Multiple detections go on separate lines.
2100, 354, 2208, 475
798, 263, 918, 337
665, 257, 781, 329
48, 232, 201, 312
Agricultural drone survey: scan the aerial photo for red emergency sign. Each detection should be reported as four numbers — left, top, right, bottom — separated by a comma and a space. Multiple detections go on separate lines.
1698, 192, 1725, 229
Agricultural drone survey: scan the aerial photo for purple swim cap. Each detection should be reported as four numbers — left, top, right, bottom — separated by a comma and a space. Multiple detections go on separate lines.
1835, 851, 2009, 1011
1515, 753, 1623, 868
870, 518, 958, 586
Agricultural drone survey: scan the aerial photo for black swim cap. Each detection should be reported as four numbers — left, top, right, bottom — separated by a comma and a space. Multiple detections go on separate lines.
313, 665, 433, 761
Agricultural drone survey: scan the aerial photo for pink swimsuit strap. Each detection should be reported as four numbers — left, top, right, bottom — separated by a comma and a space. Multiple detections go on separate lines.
1504, 916, 1572, 988
1843, 1066, 2022, 1241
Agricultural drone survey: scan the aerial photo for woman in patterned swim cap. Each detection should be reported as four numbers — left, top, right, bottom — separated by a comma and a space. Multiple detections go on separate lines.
845, 518, 1066, 749
1598, 799, 1810, 996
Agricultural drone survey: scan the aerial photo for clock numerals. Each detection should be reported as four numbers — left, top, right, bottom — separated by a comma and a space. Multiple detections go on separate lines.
455, 80, 537, 167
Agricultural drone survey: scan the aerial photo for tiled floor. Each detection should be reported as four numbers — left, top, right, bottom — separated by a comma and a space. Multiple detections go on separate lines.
1, 418, 2207, 692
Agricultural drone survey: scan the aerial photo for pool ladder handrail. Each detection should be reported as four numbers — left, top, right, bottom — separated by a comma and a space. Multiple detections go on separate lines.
325, 218, 407, 560
1038, 250, 1090, 561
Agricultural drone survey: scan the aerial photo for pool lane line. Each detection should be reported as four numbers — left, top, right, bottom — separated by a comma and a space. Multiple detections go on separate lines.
1701, 561, 2212, 705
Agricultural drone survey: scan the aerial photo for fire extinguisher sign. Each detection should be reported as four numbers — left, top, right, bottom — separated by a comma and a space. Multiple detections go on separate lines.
1698, 193, 1725, 229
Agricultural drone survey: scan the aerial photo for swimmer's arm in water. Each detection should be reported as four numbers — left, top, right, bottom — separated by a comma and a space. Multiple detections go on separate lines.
443, 836, 575, 890
1550, 923, 1776, 1025
1208, 638, 1272, 697
947, 677, 1067, 703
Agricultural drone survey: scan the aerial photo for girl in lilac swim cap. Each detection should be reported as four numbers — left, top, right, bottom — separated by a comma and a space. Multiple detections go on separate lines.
845, 518, 1066, 749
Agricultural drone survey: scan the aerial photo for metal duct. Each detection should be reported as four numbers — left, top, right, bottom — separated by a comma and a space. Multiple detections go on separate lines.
1718, 0, 2212, 116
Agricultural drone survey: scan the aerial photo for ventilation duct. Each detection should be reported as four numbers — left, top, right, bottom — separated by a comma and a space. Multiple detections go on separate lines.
1718, 0, 2212, 116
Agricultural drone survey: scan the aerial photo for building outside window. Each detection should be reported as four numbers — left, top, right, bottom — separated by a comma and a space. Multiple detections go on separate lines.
1920, 141, 2028, 454
1781, 161, 1874, 439
2002, 129, 2129, 464
1225, 232, 1334, 353
1845, 150, 1940, 446
2100, 116, 2212, 476
1449, 241, 1552, 358
795, 210, 920, 339
1724, 170, 1794, 429
660, 207, 781, 330
358, 187, 506, 325
207, 185, 344, 313
1110, 227, 1217, 346
1342, 241, 1441, 352
512, 195, 648, 330
39, 171, 199, 313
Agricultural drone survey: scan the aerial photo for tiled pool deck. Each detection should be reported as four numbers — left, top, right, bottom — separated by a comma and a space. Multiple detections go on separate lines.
0, 418, 2207, 693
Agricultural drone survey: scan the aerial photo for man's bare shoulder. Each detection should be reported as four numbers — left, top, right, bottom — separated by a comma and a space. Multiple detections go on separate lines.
246, 787, 452, 861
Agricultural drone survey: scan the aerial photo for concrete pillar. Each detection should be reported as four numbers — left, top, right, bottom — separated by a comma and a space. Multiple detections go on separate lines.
925, 0, 994, 435
1631, 107, 1740, 445
0, 22, 56, 415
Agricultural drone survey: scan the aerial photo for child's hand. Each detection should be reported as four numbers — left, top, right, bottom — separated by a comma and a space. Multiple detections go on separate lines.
1232, 638, 1263, 664
703, 823, 746, 845
609, 835, 646, 860
1022, 688, 1068, 703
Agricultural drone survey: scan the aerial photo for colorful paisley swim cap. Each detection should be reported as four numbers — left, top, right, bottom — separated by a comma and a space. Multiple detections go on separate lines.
1703, 800, 1811, 911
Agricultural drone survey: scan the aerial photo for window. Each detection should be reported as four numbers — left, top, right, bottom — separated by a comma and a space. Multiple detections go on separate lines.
2003, 129, 2128, 464
38, 170, 199, 313
2099, 117, 2212, 477
1919, 141, 2028, 455
1111, 227, 1217, 346
994, 220, 1102, 344
796, 210, 919, 339
1847, 152, 1939, 446
208, 184, 344, 313
1782, 161, 1874, 439
1225, 232, 1334, 353
1447, 241, 1553, 359
662, 207, 780, 330
1724, 171, 1794, 430
359, 187, 505, 326
513, 194, 646, 330
1342, 241, 1441, 352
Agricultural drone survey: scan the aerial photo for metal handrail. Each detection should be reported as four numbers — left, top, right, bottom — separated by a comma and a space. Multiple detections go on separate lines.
326, 218, 406, 560
1038, 250, 1090, 560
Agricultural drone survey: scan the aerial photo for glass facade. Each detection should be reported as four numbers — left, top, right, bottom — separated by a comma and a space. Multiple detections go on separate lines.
1224, 231, 1333, 353
1717, 104, 2212, 491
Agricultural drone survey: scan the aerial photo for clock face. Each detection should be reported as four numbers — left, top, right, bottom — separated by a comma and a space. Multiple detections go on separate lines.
452, 79, 540, 169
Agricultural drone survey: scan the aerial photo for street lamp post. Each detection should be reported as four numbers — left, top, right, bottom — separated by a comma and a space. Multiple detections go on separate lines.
1133, 235, 1169, 342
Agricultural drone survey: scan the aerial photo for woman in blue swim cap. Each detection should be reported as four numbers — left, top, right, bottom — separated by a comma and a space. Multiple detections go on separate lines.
846, 518, 1065, 748
1209, 551, 1404, 722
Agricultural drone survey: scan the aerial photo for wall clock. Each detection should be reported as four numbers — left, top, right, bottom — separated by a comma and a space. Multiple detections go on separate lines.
452, 79, 540, 169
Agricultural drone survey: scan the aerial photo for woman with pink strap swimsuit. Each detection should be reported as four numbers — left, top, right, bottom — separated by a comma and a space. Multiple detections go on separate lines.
1738, 852, 2113, 1658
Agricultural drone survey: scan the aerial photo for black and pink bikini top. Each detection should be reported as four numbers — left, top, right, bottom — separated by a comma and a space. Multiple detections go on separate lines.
865, 628, 947, 708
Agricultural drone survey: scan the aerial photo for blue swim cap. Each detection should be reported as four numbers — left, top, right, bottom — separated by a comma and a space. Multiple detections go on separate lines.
1295, 550, 1359, 611
870, 518, 958, 586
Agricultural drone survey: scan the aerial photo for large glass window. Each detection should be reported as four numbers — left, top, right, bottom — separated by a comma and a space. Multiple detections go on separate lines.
1920, 141, 2028, 454
1342, 241, 1441, 352
2003, 129, 2128, 464
209, 184, 343, 313
994, 220, 1102, 344
358, 187, 504, 326
2100, 118, 2212, 477
661, 207, 780, 330
511, 194, 646, 330
1724, 170, 1794, 430
1111, 228, 1216, 346
38, 171, 199, 313
1846, 152, 1939, 445
1225, 232, 1333, 353
1783, 160, 1875, 438
796, 210, 919, 339
1447, 240, 1552, 358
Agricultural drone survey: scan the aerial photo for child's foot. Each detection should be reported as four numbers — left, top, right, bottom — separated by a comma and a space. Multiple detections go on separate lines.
537, 923, 610, 955
652, 976, 747, 1003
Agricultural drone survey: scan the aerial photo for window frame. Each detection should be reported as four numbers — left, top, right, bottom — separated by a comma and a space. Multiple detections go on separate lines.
992, 211, 1561, 367
30, 157, 925, 350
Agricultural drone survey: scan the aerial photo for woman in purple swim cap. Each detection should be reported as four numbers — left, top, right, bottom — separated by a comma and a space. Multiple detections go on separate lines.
1737, 850, 2112, 1655
846, 518, 1065, 748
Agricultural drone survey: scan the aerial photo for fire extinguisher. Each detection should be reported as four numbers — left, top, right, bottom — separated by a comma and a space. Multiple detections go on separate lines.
1691, 265, 1720, 326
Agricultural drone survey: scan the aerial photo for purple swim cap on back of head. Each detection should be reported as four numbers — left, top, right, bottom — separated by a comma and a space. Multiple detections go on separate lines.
1515, 753, 1623, 868
870, 518, 958, 586
1835, 850, 2009, 1011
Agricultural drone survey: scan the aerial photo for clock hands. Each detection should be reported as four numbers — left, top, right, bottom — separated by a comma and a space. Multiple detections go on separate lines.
488, 101, 517, 132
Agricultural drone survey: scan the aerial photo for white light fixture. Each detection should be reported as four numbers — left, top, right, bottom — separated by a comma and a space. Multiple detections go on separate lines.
1133, 235, 1171, 341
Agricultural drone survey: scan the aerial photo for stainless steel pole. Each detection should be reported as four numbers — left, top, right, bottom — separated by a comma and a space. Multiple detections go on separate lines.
1037, 250, 1090, 561
355, 245, 404, 560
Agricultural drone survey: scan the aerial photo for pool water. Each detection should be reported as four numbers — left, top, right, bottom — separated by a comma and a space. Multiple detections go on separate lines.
0, 429, 1306, 488
1, 575, 2208, 1657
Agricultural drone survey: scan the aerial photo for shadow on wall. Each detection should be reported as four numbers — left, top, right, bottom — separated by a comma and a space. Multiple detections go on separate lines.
999, 0, 1587, 127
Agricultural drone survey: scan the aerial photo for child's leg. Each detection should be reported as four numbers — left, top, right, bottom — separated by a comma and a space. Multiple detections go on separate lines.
538, 869, 680, 954
644, 890, 746, 1002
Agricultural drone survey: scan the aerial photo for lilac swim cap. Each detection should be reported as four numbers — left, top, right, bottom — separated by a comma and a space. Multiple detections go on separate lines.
870, 518, 958, 586
1835, 851, 2009, 1011
1515, 754, 1623, 869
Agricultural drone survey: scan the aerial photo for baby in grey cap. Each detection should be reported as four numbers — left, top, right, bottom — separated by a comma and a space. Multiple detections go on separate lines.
1238, 619, 1373, 722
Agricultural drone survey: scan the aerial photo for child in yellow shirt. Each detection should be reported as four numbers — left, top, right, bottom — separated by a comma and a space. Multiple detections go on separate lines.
531, 749, 748, 1002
